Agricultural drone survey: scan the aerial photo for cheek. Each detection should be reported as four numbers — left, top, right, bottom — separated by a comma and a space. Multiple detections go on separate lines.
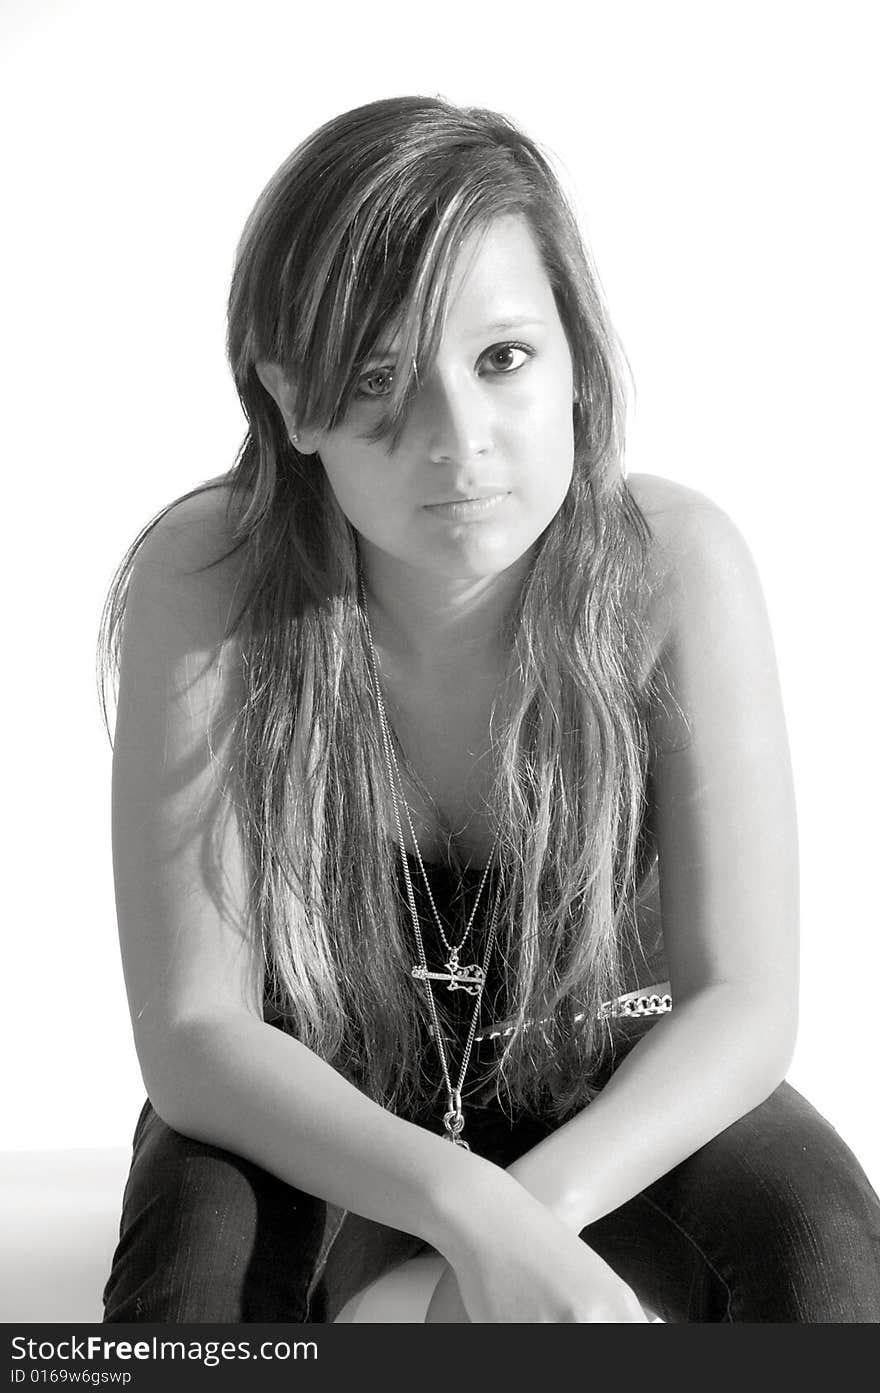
319, 443, 375, 512
514, 385, 575, 496
318, 443, 407, 544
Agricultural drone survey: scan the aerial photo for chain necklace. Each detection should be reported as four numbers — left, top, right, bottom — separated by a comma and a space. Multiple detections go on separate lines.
380, 717, 500, 996
359, 571, 501, 1150
378, 687, 499, 990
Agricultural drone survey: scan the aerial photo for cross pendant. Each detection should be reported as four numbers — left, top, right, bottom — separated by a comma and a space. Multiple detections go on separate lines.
411, 954, 485, 996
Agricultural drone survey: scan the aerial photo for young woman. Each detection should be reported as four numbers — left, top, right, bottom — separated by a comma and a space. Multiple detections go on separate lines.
99, 95, 880, 1323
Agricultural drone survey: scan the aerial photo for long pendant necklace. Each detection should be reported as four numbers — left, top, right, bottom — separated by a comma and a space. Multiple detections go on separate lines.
359, 572, 501, 1149
390, 756, 500, 997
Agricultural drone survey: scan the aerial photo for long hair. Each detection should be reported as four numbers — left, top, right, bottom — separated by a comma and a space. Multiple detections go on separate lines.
98, 95, 660, 1122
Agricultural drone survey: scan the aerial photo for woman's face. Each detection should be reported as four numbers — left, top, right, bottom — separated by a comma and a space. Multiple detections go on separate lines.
315, 215, 576, 583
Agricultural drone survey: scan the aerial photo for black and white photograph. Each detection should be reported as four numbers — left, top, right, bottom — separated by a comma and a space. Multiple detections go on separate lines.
2, 0, 878, 1348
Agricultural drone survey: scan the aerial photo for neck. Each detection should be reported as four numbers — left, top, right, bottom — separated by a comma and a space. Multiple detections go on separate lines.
358, 543, 532, 677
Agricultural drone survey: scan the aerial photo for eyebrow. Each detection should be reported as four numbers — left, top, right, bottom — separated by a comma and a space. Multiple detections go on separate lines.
361, 318, 548, 365
480, 317, 547, 334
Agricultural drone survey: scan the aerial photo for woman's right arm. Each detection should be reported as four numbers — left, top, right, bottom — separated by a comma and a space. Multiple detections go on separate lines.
111, 491, 505, 1255
111, 492, 642, 1320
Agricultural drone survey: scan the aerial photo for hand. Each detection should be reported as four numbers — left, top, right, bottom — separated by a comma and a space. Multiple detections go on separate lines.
443, 1173, 647, 1323
424, 1263, 470, 1323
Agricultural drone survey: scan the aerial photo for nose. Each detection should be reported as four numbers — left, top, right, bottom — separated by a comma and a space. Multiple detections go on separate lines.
419, 369, 492, 467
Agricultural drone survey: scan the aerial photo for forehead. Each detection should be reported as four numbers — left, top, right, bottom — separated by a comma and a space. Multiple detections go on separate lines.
440, 215, 556, 334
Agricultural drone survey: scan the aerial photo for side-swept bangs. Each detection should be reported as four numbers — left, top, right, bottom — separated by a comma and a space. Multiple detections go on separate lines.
228, 97, 620, 455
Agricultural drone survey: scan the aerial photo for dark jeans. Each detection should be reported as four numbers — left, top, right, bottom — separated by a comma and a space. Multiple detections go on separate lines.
103, 1058, 880, 1324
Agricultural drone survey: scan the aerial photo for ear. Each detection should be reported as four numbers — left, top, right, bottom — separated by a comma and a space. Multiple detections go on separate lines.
255, 360, 321, 454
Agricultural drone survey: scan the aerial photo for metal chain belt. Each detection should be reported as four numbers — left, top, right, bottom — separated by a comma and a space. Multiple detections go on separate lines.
473, 984, 673, 1044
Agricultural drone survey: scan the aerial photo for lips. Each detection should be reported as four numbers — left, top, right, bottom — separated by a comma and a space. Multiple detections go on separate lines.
425, 487, 509, 505
423, 492, 509, 521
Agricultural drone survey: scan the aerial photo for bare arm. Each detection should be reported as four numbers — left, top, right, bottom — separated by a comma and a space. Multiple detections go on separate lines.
114, 485, 719, 1322
111, 491, 506, 1256
427, 476, 799, 1318
505, 478, 800, 1230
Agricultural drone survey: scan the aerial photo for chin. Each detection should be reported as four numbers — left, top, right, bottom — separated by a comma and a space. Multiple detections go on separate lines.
425, 534, 538, 582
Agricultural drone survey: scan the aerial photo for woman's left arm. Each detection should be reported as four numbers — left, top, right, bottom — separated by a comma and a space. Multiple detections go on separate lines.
426, 480, 800, 1318
506, 479, 800, 1232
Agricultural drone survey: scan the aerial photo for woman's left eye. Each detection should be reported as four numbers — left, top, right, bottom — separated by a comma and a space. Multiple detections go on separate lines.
480, 342, 533, 375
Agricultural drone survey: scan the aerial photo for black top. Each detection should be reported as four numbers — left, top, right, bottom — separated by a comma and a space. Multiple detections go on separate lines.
397, 852, 508, 1038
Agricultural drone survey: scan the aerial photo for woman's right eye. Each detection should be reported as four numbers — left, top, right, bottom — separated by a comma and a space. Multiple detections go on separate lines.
356, 367, 395, 399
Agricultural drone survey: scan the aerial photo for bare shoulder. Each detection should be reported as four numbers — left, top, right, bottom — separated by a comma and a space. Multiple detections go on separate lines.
626, 471, 763, 649
135, 479, 245, 577
626, 473, 781, 759
114, 483, 251, 815
128, 481, 249, 649
627, 471, 750, 556
112, 483, 262, 1061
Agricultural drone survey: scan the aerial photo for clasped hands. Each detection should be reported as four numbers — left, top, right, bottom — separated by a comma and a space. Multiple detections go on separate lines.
422, 1165, 647, 1323
424, 1256, 646, 1323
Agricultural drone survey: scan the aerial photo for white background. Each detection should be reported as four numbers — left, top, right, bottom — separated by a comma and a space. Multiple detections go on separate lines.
2, 0, 877, 1191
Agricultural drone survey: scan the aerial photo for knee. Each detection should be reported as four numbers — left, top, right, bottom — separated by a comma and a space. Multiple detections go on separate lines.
677, 1085, 880, 1322
736, 1160, 880, 1322
104, 1107, 327, 1322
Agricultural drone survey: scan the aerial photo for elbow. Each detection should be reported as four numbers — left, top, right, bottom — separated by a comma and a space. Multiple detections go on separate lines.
755, 1047, 793, 1105
763, 987, 798, 1076
135, 1006, 255, 1139
141, 1065, 204, 1139
684, 979, 798, 1105
136, 1040, 201, 1139
739, 988, 798, 1102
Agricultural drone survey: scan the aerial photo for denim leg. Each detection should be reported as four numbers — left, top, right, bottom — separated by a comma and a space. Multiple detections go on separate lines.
103, 1100, 328, 1323
582, 1081, 880, 1322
